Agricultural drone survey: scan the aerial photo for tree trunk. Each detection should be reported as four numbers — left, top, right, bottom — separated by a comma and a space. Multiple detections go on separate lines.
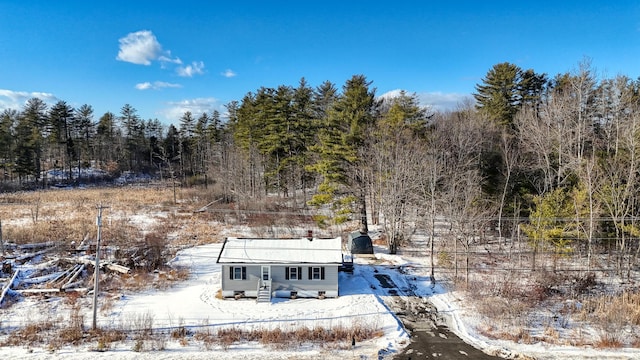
360, 183, 368, 233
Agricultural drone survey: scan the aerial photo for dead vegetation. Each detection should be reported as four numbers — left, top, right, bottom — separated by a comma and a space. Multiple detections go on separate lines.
0, 310, 380, 352
434, 236, 640, 349
192, 323, 381, 351
0, 186, 368, 353
0, 187, 220, 303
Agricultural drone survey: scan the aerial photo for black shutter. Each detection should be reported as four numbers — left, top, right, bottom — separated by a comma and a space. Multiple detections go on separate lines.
242, 267, 247, 280
229, 267, 233, 280
285, 267, 289, 280
298, 267, 302, 280
308, 267, 312, 280
321, 267, 325, 280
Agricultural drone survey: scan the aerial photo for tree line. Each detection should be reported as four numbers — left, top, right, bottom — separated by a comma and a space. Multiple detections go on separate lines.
2, 61, 640, 280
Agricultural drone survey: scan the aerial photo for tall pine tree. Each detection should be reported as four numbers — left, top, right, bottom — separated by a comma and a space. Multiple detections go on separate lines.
308, 75, 378, 231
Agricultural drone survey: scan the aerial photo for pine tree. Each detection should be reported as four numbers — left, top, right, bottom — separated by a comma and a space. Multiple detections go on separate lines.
73, 104, 95, 170
308, 75, 378, 230
15, 98, 48, 185
95, 112, 117, 169
474, 62, 548, 129
179, 111, 196, 178
48, 101, 76, 180
0, 110, 18, 182
474, 62, 522, 127
119, 104, 143, 171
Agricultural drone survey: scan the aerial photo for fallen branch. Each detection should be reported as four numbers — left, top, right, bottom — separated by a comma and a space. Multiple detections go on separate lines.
16, 247, 56, 263
15, 288, 61, 294
61, 280, 84, 290
17, 241, 57, 250
63, 264, 85, 288
0, 270, 19, 304
194, 198, 223, 213
64, 257, 130, 274
105, 263, 130, 274
22, 271, 65, 285
47, 264, 77, 285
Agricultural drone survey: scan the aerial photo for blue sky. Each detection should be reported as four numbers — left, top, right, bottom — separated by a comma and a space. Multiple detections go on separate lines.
1, 1, 639, 126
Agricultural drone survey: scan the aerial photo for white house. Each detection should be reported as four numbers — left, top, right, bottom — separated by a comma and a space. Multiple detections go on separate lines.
216, 236, 344, 302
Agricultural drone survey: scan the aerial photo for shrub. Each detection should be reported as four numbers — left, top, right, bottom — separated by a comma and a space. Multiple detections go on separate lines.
595, 331, 623, 349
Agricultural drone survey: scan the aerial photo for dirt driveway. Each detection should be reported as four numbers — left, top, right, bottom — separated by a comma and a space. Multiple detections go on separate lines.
372, 273, 498, 360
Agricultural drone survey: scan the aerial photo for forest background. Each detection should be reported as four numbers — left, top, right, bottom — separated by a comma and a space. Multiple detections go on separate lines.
2, 59, 640, 283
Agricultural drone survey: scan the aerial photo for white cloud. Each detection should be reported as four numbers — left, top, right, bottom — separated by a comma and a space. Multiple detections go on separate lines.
135, 82, 152, 90
177, 61, 205, 77
379, 89, 473, 112
159, 97, 221, 121
135, 81, 182, 90
158, 53, 182, 65
221, 69, 237, 78
116, 30, 163, 65
417, 92, 474, 112
0, 89, 59, 111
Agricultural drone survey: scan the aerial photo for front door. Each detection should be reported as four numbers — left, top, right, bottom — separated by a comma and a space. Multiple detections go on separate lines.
261, 265, 271, 281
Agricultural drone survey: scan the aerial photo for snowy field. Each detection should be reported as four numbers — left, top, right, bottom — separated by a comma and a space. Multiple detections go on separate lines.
2, 242, 640, 359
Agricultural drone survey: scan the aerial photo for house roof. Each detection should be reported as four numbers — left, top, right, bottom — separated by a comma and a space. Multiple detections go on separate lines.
216, 237, 344, 264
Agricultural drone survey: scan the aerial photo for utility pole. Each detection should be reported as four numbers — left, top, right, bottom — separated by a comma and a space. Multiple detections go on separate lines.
92, 203, 109, 330
0, 219, 4, 256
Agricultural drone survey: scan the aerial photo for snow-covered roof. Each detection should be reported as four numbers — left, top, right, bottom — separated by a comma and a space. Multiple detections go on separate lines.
216, 237, 344, 264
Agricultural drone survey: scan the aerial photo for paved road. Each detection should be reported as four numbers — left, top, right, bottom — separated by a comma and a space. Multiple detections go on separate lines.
372, 273, 498, 360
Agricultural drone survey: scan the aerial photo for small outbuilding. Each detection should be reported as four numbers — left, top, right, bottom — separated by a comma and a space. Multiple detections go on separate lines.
216, 236, 344, 302
348, 231, 374, 255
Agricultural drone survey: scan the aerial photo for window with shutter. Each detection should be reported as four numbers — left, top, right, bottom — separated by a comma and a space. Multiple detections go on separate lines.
231, 266, 246, 280
310, 267, 325, 280
287, 266, 300, 280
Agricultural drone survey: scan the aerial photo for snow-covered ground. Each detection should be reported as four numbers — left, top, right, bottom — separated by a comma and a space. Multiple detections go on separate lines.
2, 242, 640, 359
0, 243, 406, 359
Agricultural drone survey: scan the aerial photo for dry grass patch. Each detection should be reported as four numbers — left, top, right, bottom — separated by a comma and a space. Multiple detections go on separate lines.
207, 323, 381, 350
2, 318, 57, 346
0, 187, 184, 245
121, 270, 155, 291
594, 331, 624, 349
578, 291, 640, 326
91, 328, 127, 351
477, 324, 533, 344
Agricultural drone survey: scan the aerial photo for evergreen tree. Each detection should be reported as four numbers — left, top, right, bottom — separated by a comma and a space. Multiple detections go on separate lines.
0, 109, 18, 182
95, 112, 117, 168
474, 62, 522, 127
207, 110, 222, 143
15, 98, 48, 185
519, 69, 548, 111
179, 111, 196, 178
194, 112, 210, 181
162, 124, 180, 163
289, 78, 318, 203
308, 75, 378, 231
73, 104, 95, 169
119, 104, 144, 171
48, 101, 76, 180
258, 85, 294, 194
145, 118, 164, 169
